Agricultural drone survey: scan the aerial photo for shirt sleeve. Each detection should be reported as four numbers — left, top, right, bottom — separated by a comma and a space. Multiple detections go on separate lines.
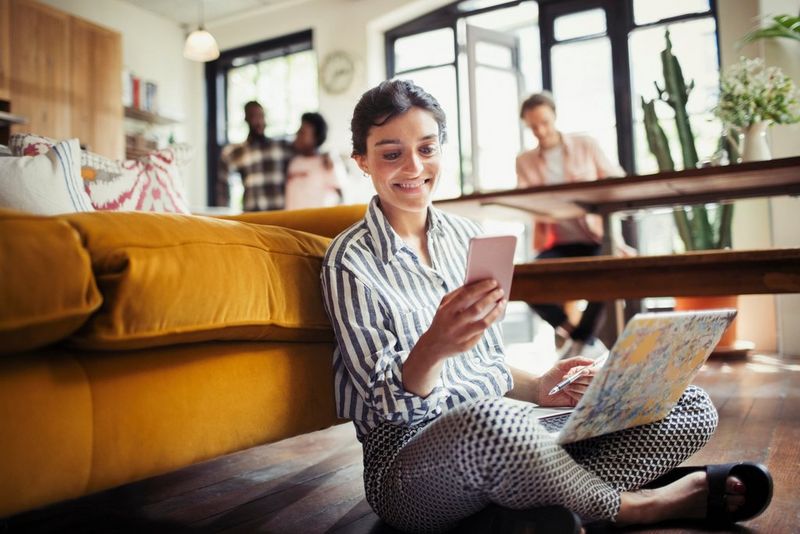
588, 137, 625, 178
516, 152, 545, 188
321, 264, 447, 427
216, 146, 232, 207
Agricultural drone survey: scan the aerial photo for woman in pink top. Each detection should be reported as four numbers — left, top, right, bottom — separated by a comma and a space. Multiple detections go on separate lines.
285, 112, 344, 210
515, 92, 632, 359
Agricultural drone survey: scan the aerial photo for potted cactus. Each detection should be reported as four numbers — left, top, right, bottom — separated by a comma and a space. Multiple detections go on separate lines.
641, 29, 734, 252
641, 30, 739, 350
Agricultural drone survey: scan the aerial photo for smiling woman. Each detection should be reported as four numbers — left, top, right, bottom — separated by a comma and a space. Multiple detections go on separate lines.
315, 79, 765, 533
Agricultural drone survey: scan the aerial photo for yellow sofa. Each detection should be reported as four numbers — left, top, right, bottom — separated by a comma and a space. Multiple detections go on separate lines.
0, 204, 367, 518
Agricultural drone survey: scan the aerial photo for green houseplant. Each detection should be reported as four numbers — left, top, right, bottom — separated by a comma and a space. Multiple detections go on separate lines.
715, 56, 800, 161
742, 14, 800, 44
641, 30, 731, 252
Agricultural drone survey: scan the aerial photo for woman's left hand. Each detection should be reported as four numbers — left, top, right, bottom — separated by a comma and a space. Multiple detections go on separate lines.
535, 357, 596, 407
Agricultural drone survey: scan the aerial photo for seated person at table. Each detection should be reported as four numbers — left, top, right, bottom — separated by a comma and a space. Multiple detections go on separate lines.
320, 79, 771, 533
516, 91, 634, 359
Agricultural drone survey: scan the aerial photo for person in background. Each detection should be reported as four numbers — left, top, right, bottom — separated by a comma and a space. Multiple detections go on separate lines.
216, 100, 294, 211
515, 91, 635, 359
285, 112, 345, 210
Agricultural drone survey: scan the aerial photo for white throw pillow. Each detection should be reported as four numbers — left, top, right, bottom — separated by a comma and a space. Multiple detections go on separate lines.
0, 138, 94, 215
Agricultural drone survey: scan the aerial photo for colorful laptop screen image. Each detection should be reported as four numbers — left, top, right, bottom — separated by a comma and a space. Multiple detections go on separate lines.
541, 309, 736, 445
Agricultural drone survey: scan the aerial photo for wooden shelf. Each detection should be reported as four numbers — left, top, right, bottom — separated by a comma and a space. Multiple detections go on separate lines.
0, 110, 27, 126
124, 106, 178, 125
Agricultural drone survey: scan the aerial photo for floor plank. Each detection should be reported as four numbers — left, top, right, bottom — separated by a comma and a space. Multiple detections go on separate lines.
3, 355, 798, 533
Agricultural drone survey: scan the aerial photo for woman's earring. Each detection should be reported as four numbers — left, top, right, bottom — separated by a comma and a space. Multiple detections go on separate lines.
362, 171, 369, 178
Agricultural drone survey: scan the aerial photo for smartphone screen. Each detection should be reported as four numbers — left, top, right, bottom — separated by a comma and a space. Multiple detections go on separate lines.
464, 235, 517, 318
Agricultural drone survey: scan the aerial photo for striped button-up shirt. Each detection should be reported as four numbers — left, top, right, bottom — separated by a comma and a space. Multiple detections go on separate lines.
321, 197, 513, 442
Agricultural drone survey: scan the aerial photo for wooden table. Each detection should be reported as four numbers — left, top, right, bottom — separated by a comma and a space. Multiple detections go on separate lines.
434, 157, 800, 338
434, 156, 800, 291
435, 156, 800, 235
510, 248, 800, 302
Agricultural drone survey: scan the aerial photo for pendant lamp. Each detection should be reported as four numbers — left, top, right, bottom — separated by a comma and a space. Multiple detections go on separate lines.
183, 0, 219, 62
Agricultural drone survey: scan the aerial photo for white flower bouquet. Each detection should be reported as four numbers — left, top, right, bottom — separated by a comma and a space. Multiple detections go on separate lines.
715, 57, 800, 127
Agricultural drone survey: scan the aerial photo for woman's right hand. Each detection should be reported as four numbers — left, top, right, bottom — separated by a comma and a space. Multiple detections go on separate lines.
403, 279, 505, 397
420, 279, 506, 361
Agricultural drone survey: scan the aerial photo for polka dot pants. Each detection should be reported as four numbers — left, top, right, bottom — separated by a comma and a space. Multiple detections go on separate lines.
362, 385, 718, 533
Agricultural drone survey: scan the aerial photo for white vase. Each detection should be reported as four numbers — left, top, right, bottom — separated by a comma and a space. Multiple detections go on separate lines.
741, 121, 771, 162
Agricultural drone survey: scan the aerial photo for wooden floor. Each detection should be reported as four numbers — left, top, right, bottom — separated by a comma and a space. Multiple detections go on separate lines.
4, 355, 799, 533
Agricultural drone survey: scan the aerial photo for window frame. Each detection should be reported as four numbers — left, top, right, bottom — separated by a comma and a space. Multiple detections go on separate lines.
384, 0, 720, 194
205, 29, 314, 206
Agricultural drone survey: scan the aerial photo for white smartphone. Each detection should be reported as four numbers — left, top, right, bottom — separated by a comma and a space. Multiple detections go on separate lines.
464, 234, 517, 318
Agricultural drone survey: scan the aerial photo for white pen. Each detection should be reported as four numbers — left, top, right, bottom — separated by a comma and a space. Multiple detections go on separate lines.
548, 353, 608, 396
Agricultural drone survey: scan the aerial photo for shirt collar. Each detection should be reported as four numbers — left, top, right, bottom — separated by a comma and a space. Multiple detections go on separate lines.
364, 196, 444, 264
534, 131, 571, 159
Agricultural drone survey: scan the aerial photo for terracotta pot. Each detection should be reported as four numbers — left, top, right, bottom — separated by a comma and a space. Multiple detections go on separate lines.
673, 295, 738, 350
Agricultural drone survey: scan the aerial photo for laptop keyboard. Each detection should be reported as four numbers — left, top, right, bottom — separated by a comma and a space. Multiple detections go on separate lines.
537, 412, 571, 433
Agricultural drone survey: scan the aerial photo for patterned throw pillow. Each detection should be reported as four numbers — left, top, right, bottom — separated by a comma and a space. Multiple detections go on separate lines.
9, 133, 122, 179
9, 133, 191, 214
86, 147, 191, 213
0, 138, 94, 214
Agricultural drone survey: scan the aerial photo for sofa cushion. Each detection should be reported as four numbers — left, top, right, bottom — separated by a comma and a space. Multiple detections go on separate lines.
0, 210, 102, 354
63, 211, 334, 350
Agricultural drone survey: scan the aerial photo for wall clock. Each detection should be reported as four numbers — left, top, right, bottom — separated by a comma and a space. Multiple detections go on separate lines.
320, 51, 355, 95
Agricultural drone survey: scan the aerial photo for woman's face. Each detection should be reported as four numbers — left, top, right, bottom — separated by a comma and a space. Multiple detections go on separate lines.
354, 107, 441, 218
294, 121, 317, 154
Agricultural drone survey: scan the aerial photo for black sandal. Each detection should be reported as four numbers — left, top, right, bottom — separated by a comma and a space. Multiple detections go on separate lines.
644, 462, 773, 525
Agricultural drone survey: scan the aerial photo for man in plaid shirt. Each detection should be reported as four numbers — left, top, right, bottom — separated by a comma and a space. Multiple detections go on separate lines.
216, 101, 294, 211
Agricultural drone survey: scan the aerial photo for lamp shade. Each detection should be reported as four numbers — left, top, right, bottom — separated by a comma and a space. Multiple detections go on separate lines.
183, 28, 220, 62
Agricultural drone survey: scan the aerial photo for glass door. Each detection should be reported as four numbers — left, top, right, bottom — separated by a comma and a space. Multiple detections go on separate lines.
466, 25, 523, 193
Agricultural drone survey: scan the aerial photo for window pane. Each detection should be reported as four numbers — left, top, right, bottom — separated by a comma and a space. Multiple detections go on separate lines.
400, 66, 462, 200
518, 24, 541, 96
227, 64, 259, 144
629, 18, 719, 173
226, 49, 318, 143
475, 66, 520, 191
551, 37, 618, 162
465, 1, 538, 30
458, 0, 513, 11
633, 0, 709, 25
475, 41, 512, 68
394, 28, 455, 72
554, 8, 606, 41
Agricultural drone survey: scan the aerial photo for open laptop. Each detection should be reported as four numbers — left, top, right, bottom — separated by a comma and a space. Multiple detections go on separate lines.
537, 309, 737, 444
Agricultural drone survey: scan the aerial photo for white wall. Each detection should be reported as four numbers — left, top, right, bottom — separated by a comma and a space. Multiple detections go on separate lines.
38, 0, 207, 209
716, 0, 800, 355
759, 0, 800, 356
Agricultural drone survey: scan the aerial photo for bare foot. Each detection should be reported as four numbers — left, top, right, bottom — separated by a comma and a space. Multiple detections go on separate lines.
615, 472, 746, 525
